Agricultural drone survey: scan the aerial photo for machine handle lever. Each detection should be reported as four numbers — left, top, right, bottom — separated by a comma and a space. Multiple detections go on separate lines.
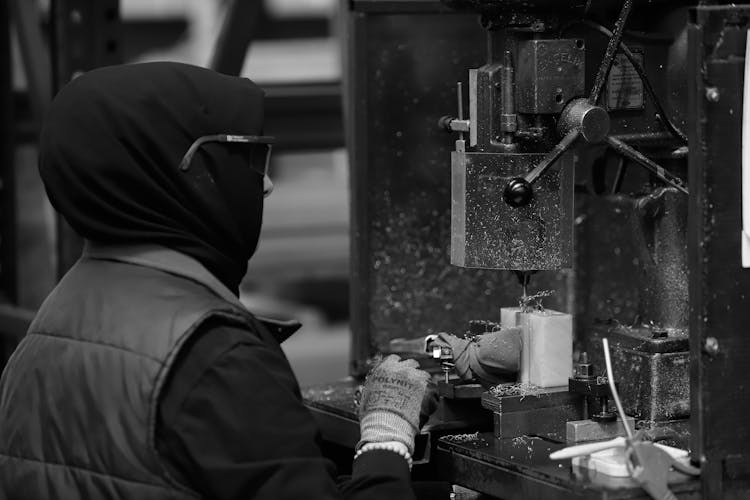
605, 136, 689, 194
589, 0, 634, 105
503, 129, 579, 207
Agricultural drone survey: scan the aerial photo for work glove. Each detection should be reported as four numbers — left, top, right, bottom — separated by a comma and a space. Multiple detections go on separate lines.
357, 354, 430, 455
433, 327, 522, 387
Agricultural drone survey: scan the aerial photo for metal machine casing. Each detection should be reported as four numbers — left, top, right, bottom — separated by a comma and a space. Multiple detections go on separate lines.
451, 151, 574, 269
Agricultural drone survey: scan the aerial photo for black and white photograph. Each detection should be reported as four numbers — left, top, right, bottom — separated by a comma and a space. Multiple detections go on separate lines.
0, 1, 747, 498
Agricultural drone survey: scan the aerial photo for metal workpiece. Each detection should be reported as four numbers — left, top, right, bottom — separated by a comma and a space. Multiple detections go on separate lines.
451, 151, 574, 269
441, 0, 697, 13
516, 39, 586, 115
574, 352, 595, 380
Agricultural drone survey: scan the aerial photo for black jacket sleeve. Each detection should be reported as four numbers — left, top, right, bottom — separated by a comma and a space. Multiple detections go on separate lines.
156, 321, 416, 500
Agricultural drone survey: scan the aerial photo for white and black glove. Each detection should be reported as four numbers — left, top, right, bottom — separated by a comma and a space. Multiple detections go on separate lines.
357, 354, 430, 455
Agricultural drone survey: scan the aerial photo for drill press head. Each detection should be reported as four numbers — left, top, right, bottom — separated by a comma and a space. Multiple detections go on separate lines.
448, 35, 582, 270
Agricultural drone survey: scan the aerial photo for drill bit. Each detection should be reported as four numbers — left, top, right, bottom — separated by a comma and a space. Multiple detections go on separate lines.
514, 270, 533, 301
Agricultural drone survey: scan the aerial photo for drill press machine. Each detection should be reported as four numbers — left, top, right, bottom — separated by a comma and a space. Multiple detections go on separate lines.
303, 1, 750, 498
439, 0, 692, 440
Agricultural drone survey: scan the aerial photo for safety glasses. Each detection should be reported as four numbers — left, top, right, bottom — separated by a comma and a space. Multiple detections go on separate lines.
179, 134, 275, 197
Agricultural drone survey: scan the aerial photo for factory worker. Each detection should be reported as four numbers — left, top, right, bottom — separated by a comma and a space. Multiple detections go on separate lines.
0, 62, 440, 500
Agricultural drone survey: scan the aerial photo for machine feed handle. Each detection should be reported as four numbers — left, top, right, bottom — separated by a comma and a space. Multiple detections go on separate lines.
503, 129, 580, 208
589, 0, 633, 105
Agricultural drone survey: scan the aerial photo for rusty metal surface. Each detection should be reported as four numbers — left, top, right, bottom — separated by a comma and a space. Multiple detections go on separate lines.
451, 151, 574, 269
516, 39, 586, 115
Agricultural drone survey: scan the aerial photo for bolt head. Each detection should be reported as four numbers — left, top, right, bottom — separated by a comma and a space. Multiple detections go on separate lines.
575, 362, 595, 379
705, 87, 720, 102
704, 336, 719, 356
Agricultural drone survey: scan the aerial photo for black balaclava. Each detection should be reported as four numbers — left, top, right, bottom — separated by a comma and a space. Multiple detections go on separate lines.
39, 62, 266, 295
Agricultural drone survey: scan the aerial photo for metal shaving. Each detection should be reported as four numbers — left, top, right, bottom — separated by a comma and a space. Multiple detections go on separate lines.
519, 289, 556, 313
442, 432, 480, 443
511, 435, 538, 457
489, 382, 542, 400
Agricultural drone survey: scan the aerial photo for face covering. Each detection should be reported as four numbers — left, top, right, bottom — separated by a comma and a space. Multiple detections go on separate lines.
38, 62, 268, 295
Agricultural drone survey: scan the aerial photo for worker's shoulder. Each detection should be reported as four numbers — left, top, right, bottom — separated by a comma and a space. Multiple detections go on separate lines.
193, 314, 269, 354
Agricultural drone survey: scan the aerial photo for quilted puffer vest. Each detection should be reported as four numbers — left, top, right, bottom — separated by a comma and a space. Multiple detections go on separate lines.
0, 246, 259, 499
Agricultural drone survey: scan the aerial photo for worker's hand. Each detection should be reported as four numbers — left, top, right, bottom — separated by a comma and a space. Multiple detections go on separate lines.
357, 354, 430, 455
434, 328, 522, 387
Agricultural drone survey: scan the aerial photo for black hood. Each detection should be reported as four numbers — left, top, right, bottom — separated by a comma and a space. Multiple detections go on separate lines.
39, 62, 266, 294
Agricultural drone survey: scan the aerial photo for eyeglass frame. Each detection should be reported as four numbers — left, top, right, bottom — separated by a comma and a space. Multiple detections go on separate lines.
178, 134, 274, 178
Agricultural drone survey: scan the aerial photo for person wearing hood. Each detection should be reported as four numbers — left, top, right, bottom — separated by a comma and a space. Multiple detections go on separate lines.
0, 62, 445, 500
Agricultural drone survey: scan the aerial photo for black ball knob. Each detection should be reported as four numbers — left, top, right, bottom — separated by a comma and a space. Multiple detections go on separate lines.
503, 178, 533, 207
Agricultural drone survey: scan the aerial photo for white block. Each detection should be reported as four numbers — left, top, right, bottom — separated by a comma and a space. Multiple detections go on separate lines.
502, 308, 572, 387
500, 307, 523, 328
524, 310, 572, 387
